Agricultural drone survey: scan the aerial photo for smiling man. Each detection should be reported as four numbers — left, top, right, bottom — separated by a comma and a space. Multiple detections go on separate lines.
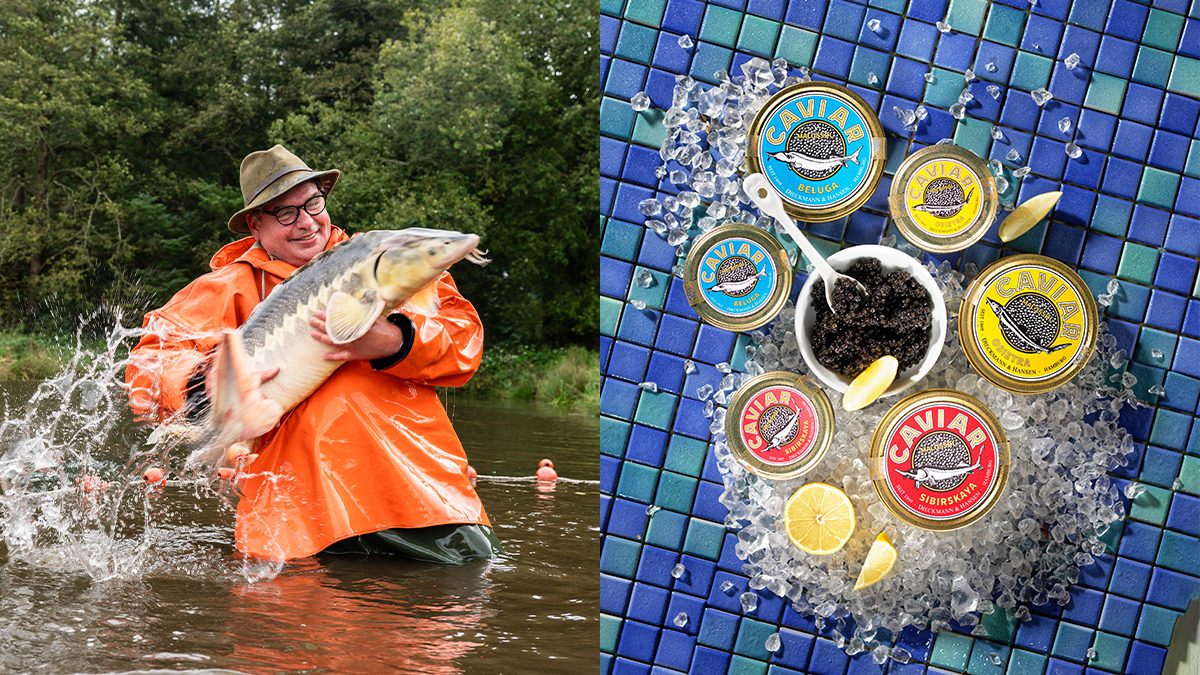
125, 145, 500, 564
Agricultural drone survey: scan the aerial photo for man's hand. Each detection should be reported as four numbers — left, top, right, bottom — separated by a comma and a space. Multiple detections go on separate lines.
309, 310, 404, 362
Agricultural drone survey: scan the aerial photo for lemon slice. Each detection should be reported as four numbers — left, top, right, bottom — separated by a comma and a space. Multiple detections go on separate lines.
843, 355, 898, 411
784, 482, 856, 555
854, 532, 898, 591
998, 191, 1062, 243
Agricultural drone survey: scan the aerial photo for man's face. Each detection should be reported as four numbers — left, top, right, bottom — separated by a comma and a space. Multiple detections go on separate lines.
246, 181, 332, 266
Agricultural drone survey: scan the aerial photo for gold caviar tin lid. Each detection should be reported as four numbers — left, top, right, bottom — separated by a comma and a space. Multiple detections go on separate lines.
682, 223, 793, 331
869, 389, 1010, 531
959, 254, 1098, 394
725, 371, 835, 480
889, 144, 999, 253
745, 82, 886, 223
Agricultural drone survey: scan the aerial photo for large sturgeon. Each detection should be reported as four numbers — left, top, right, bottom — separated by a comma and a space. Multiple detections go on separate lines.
188, 228, 487, 468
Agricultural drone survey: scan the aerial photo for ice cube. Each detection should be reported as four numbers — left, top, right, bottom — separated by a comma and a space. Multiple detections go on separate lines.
638, 382, 658, 393
684, 359, 697, 374
893, 106, 916, 129
936, 20, 952, 33
949, 103, 965, 119
1065, 52, 1080, 70
740, 591, 758, 612
1006, 148, 1021, 162
867, 18, 881, 33
631, 92, 651, 112
1058, 117, 1072, 134
635, 269, 656, 288
1066, 142, 1082, 159
924, 71, 935, 83
765, 633, 781, 652
990, 125, 1003, 141
671, 563, 686, 579
673, 612, 688, 627
677, 35, 693, 49
987, 84, 1001, 99
985, 60, 997, 73
1031, 88, 1053, 106
630, 299, 646, 311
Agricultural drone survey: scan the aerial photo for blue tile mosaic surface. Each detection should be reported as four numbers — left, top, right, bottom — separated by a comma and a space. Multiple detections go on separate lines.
600, 0, 1200, 673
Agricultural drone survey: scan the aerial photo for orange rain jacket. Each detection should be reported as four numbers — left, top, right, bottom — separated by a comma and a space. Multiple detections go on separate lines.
125, 227, 489, 560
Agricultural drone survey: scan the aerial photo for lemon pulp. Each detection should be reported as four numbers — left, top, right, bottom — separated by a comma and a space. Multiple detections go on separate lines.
843, 355, 899, 411
854, 532, 898, 590
784, 482, 856, 555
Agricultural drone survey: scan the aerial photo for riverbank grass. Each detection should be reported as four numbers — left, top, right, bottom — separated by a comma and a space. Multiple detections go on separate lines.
464, 345, 598, 412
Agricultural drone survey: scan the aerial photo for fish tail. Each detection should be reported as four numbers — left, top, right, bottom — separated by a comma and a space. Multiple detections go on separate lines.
845, 147, 861, 166
189, 331, 283, 469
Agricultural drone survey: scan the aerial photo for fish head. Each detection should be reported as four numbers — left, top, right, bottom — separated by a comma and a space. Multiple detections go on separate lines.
370, 228, 488, 303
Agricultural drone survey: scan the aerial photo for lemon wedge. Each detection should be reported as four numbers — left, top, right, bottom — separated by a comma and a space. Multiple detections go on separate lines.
843, 355, 898, 411
784, 482, 856, 555
998, 191, 1062, 243
854, 532, 898, 591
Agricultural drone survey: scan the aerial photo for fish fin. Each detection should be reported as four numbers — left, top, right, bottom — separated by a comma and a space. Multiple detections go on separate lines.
325, 291, 386, 344
401, 282, 442, 317
846, 147, 861, 165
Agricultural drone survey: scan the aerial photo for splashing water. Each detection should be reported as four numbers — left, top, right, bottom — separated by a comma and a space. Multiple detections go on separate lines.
0, 310, 266, 582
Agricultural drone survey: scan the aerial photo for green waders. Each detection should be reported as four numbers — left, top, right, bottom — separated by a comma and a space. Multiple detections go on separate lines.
319, 524, 503, 565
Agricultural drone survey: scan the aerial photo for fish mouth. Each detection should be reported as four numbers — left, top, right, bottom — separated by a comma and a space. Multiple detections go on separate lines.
454, 234, 490, 266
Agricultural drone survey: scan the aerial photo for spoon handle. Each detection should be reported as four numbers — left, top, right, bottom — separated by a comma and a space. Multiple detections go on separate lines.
743, 174, 837, 280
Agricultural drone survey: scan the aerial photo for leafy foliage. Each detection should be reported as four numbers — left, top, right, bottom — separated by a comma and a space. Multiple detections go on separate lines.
0, 0, 597, 346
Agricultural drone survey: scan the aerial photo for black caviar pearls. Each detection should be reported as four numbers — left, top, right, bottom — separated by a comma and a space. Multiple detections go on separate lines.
809, 258, 933, 378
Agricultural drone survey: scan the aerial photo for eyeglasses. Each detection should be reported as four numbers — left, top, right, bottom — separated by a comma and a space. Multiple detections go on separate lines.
260, 193, 326, 226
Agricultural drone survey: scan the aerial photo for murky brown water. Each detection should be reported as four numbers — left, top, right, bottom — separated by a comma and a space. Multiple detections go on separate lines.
0, 394, 598, 673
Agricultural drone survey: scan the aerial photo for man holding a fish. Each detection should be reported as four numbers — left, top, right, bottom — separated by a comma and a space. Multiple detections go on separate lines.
125, 145, 500, 564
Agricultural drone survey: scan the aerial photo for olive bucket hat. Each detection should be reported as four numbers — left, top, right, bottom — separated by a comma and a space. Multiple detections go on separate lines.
228, 144, 341, 234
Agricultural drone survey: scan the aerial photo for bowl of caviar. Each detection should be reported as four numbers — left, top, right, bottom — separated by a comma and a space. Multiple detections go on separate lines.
794, 245, 946, 399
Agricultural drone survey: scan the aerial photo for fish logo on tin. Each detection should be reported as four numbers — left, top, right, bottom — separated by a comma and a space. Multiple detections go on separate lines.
904, 159, 985, 237
739, 385, 819, 466
882, 402, 1003, 523
751, 84, 881, 218
697, 238, 778, 317
973, 265, 1087, 383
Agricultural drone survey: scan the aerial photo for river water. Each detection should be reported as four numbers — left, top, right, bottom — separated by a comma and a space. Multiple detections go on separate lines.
0, 386, 598, 674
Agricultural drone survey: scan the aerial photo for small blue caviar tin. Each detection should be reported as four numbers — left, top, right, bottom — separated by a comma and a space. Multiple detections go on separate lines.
746, 82, 886, 223
682, 223, 792, 331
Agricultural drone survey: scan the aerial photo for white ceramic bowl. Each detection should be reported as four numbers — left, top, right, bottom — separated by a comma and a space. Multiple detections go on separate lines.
795, 245, 947, 399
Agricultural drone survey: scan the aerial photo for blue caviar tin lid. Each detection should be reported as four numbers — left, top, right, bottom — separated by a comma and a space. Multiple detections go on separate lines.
746, 82, 886, 223
682, 223, 793, 331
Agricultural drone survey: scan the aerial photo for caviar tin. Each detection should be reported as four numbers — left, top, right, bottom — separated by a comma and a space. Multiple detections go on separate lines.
725, 371, 835, 480
869, 389, 1010, 531
682, 223, 793, 331
889, 144, 999, 253
746, 82, 886, 223
959, 254, 1098, 394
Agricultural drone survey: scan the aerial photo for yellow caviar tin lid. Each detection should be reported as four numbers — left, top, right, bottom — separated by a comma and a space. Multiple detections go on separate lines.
869, 389, 1010, 531
725, 371, 835, 480
889, 144, 999, 253
959, 254, 1099, 394
746, 82, 886, 223
682, 223, 793, 331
